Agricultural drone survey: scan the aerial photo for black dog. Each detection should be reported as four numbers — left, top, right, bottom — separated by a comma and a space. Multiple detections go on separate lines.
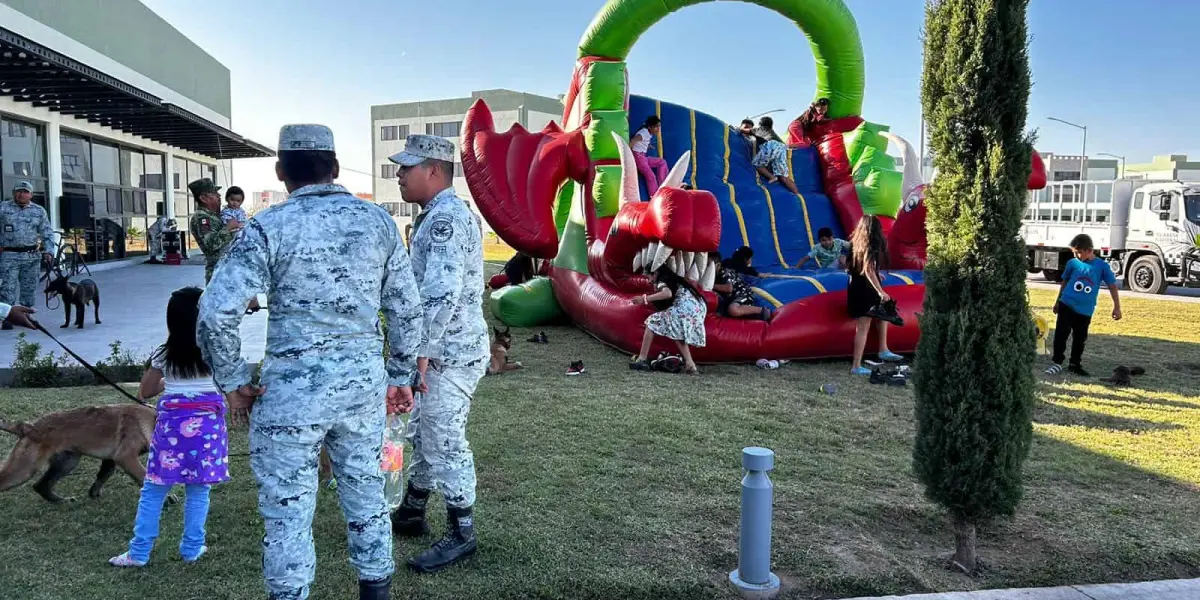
45, 275, 101, 329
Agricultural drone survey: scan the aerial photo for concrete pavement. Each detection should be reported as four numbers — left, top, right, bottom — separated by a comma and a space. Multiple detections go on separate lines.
0, 263, 265, 367
843, 577, 1200, 599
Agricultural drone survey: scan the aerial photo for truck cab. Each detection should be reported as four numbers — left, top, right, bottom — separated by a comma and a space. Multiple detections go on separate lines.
1022, 179, 1200, 294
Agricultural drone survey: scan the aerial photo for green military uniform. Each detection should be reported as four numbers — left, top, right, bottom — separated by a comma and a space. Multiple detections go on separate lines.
187, 178, 236, 283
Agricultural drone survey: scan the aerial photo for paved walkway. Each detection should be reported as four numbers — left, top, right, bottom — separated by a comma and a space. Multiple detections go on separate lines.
844, 577, 1200, 600
0, 263, 265, 367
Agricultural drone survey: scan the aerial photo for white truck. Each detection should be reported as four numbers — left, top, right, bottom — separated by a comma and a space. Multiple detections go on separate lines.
1021, 179, 1200, 294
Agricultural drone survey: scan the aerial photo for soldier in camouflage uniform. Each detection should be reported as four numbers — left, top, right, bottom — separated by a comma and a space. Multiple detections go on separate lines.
187, 177, 241, 284
387, 134, 490, 573
197, 125, 423, 600
0, 180, 54, 330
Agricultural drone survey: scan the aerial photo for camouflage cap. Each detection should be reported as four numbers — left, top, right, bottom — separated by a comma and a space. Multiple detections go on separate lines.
278, 124, 336, 153
11, 180, 32, 192
389, 134, 456, 166
188, 177, 221, 197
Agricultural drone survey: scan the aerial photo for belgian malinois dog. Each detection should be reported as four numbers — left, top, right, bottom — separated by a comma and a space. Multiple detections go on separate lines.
486, 327, 523, 375
0, 404, 155, 503
44, 273, 101, 329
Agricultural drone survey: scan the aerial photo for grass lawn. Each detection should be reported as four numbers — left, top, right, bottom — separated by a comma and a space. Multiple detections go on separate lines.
1, 283, 1198, 599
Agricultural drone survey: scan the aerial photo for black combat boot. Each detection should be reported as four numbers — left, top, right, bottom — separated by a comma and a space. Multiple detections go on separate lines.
390, 482, 432, 537
407, 505, 477, 573
358, 575, 391, 600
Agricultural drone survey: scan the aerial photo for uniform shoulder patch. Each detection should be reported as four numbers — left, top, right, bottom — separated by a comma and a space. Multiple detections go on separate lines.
429, 215, 454, 244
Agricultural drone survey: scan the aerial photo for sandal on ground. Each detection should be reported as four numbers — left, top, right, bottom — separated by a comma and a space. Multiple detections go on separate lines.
108, 552, 146, 568
878, 350, 903, 362
629, 360, 651, 371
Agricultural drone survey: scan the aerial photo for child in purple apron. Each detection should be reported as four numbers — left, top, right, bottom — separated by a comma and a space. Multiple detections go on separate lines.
110, 286, 229, 567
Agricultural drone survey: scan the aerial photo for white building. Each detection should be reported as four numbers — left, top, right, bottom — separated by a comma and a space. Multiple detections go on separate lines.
370, 89, 563, 231
0, 0, 271, 262
1026, 153, 1121, 222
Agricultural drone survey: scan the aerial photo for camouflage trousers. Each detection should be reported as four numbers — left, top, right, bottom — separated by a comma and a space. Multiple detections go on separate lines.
0, 253, 40, 308
405, 361, 486, 508
204, 259, 218, 285
249, 409, 393, 600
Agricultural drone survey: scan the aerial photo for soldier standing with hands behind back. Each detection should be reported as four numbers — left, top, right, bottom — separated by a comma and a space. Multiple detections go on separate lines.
0, 180, 54, 330
197, 124, 423, 600
187, 177, 241, 284
387, 134, 489, 573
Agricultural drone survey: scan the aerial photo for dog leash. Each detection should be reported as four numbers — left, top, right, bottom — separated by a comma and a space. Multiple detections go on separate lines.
31, 320, 148, 407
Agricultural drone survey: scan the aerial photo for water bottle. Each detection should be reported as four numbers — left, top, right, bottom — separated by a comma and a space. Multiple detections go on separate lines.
381, 413, 406, 510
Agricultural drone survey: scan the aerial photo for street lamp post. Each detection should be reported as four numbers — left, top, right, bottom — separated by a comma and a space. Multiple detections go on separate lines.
1048, 117, 1087, 180
1096, 152, 1125, 179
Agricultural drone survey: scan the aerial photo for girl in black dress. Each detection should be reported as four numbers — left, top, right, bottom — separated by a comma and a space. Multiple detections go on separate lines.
847, 215, 904, 374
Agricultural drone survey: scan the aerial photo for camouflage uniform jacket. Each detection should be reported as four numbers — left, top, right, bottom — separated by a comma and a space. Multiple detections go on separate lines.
410, 187, 488, 367
190, 206, 235, 273
0, 200, 54, 253
196, 183, 423, 426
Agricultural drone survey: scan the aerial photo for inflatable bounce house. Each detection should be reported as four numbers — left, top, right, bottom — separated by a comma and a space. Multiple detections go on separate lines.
462, 0, 1046, 362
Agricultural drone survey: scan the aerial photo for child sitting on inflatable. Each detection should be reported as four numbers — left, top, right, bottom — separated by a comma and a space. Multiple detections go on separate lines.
631, 115, 669, 195
795, 227, 848, 269
750, 117, 799, 195
709, 251, 771, 320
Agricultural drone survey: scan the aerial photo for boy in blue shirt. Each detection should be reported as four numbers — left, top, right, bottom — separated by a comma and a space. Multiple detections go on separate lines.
1046, 234, 1123, 376
796, 227, 848, 269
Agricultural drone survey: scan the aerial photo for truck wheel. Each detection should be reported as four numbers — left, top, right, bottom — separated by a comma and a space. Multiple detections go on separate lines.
1042, 269, 1063, 282
1127, 255, 1168, 294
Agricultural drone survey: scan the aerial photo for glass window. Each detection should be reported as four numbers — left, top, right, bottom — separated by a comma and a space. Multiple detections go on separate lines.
426, 121, 461, 137
107, 188, 122, 214
174, 192, 191, 218
173, 157, 186, 190
206, 164, 216, 183
148, 190, 164, 217
119, 148, 145, 188
186, 160, 205, 188
92, 186, 108, 216
61, 133, 92, 182
92, 142, 120, 185
134, 190, 147, 214
122, 189, 134, 213
125, 217, 148, 255
1133, 191, 1144, 210
144, 153, 164, 189
380, 164, 398, 179
381, 125, 398, 141
2, 119, 46, 179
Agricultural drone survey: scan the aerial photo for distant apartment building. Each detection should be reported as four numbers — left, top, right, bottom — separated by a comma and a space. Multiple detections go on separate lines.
370, 89, 564, 231
1027, 153, 1120, 223
1124, 154, 1200, 181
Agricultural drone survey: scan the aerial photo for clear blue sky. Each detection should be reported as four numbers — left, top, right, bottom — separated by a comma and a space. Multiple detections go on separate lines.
141, 0, 1199, 194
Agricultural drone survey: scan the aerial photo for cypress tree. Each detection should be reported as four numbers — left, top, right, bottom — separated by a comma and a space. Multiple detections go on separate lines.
912, 0, 1037, 573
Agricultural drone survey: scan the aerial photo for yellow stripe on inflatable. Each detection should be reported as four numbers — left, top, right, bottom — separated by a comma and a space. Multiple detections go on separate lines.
722, 129, 749, 247
756, 273, 828, 293
787, 149, 815, 249
759, 185, 789, 269
890, 273, 915, 285
751, 287, 783, 308
689, 109, 698, 188
655, 99, 664, 158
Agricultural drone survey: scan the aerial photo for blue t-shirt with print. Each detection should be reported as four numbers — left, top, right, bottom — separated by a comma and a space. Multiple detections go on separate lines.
1059, 257, 1116, 317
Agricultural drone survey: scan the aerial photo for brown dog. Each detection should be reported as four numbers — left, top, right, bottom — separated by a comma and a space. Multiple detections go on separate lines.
0, 404, 155, 503
486, 327, 523, 376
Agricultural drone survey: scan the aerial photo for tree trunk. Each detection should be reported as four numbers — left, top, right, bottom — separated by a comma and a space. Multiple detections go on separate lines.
952, 516, 977, 573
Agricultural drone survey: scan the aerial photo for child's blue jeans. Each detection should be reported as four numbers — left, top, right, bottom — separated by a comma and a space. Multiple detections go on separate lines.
127, 480, 211, 563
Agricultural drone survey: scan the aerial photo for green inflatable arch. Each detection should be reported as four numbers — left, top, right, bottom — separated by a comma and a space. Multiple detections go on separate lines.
578, 0, 865, 118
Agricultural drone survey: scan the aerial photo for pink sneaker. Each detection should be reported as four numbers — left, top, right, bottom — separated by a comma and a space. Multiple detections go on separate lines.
108, 552, 146, 568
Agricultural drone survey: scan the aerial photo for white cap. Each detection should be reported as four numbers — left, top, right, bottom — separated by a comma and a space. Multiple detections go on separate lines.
278, 124, 336, 152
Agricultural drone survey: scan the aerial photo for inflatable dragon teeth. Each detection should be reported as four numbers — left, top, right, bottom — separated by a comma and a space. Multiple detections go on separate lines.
461, 0, 1047, 362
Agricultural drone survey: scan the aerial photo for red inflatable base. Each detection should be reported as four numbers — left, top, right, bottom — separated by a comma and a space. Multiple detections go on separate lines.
549, 266, 922, 363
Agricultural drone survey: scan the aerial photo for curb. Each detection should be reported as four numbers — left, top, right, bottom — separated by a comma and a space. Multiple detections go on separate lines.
842, 577, 1200, 600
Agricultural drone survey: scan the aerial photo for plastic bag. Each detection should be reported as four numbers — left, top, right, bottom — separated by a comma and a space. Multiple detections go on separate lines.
382, 413, 406, 511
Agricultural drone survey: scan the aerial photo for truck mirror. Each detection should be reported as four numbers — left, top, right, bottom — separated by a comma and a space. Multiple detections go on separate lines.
1160, 212, 1171, 221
